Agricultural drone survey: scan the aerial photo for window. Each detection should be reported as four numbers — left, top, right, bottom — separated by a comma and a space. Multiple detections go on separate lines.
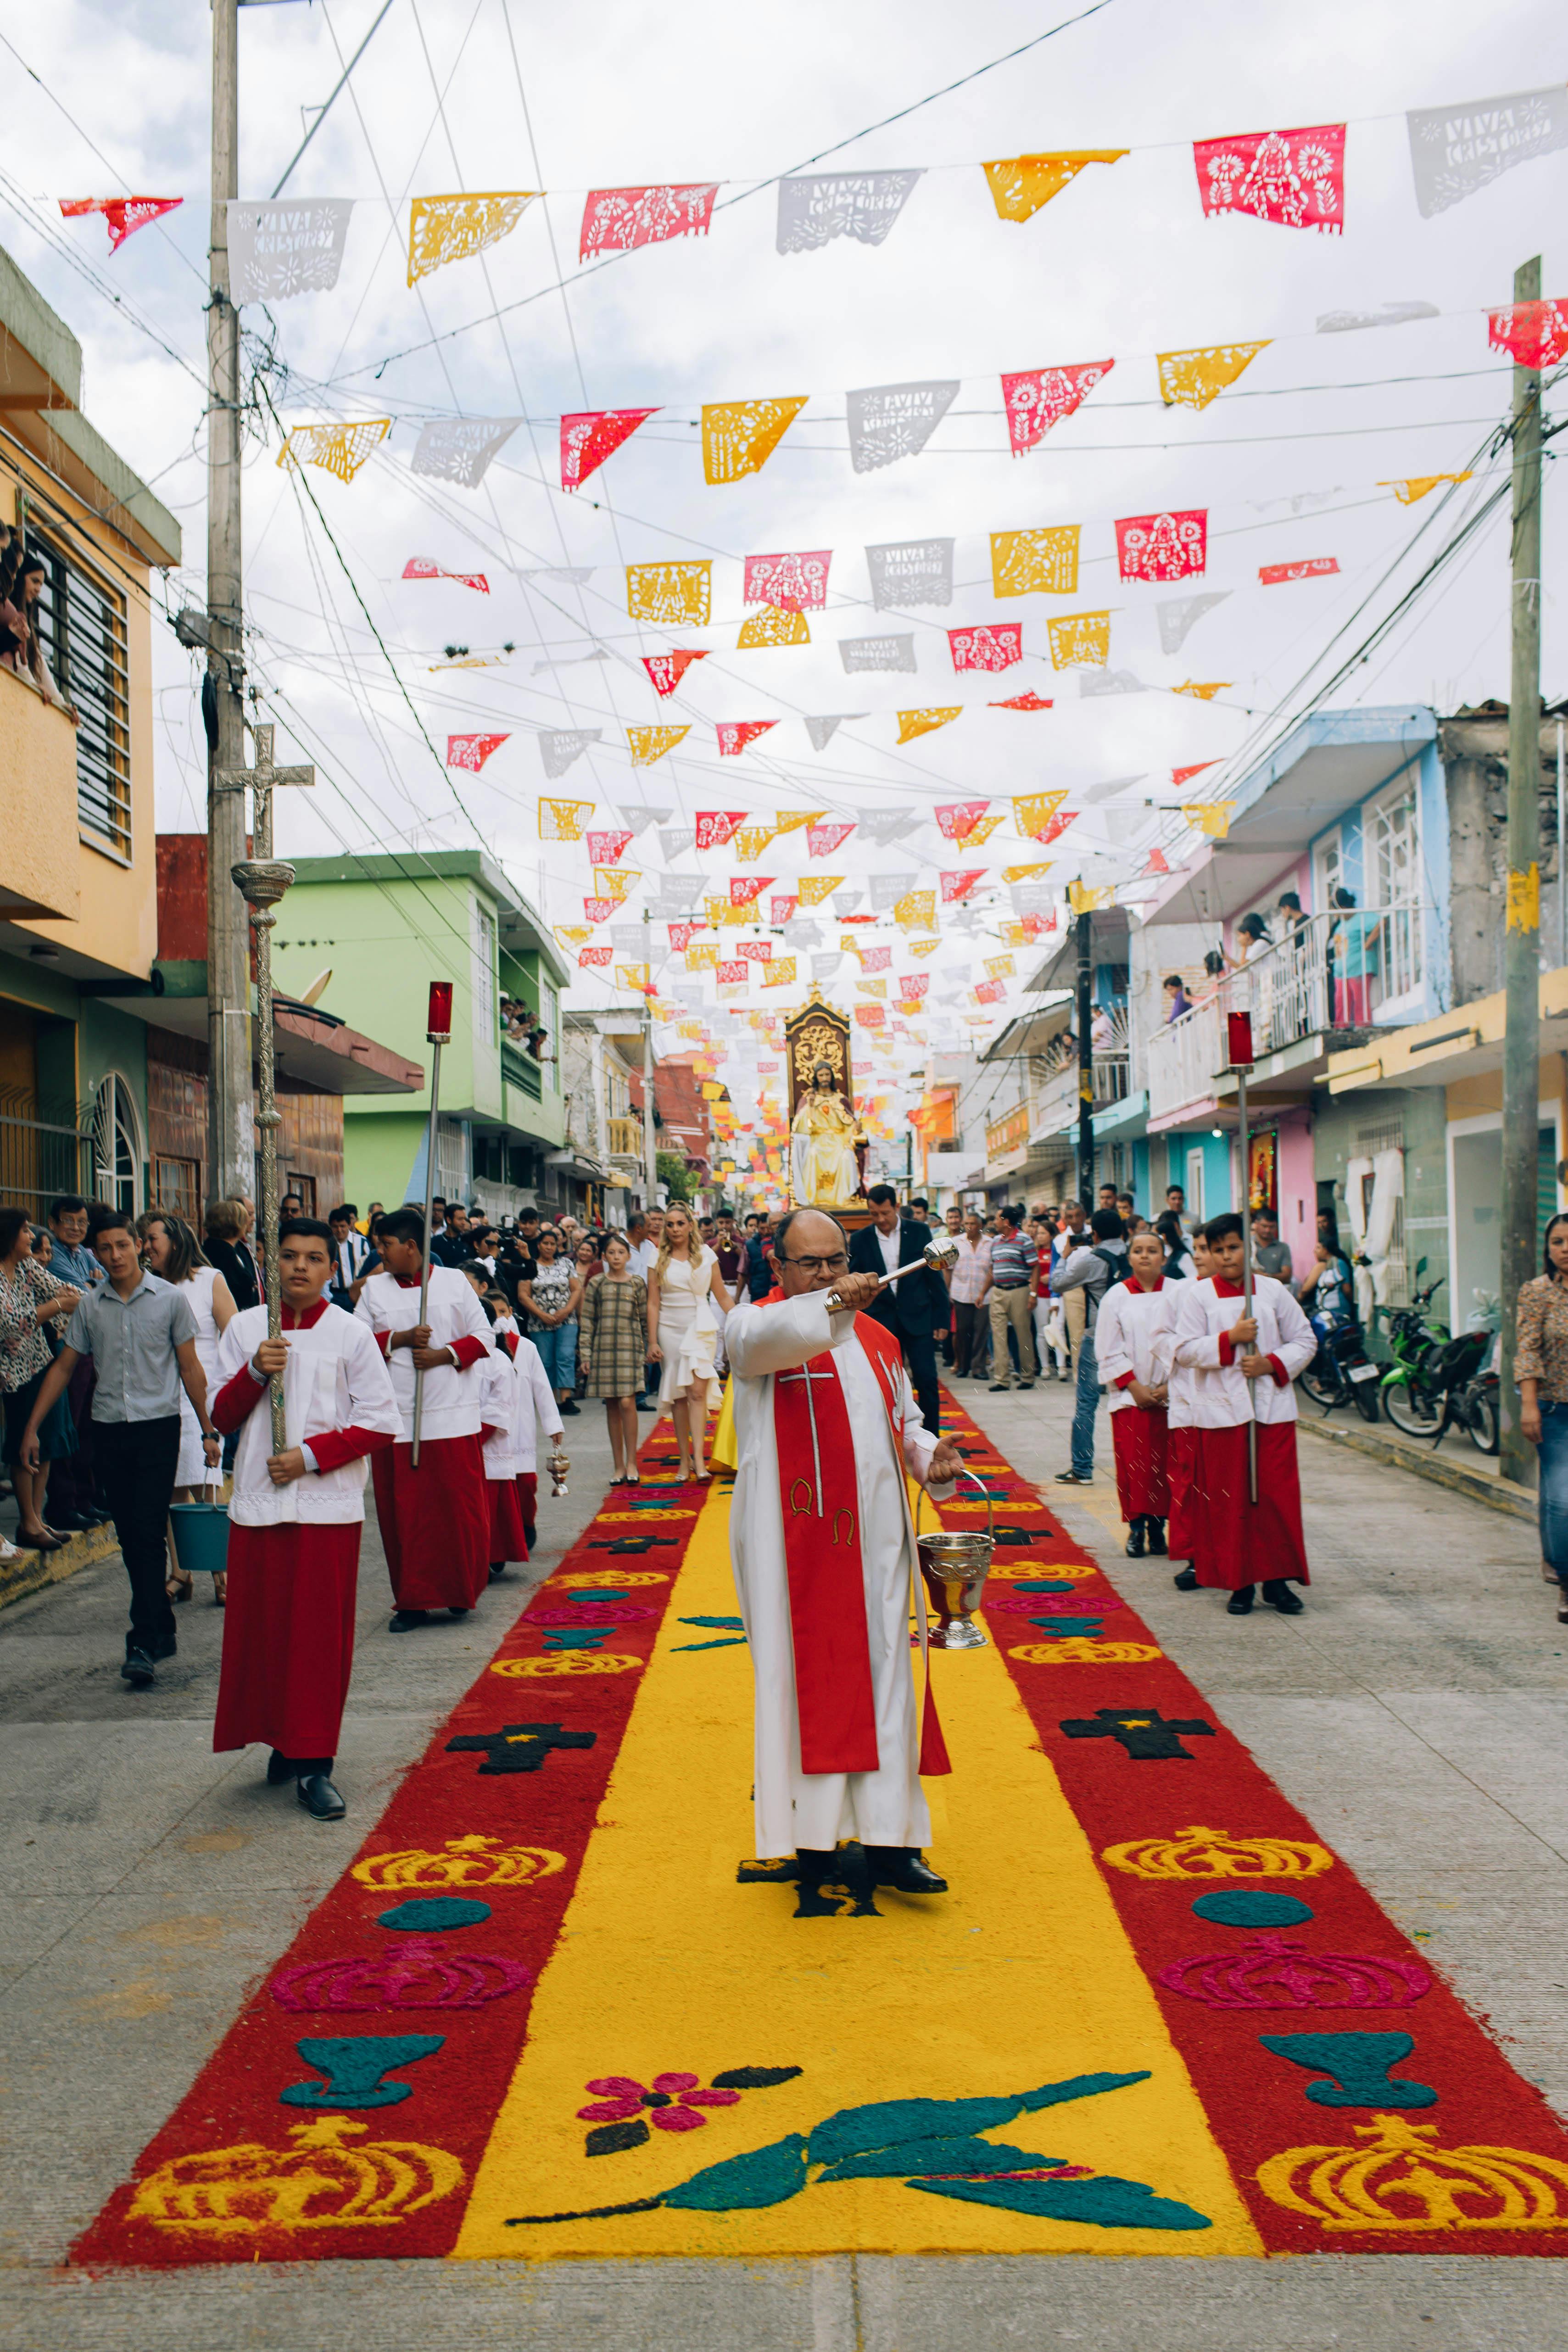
473, 906, 497, 1041
92, 1074, 142, 1214
1365, 773, 1423, 1000
284, 1173, 317, 1216
153, 1156, 201, 1225
29, 534, 132, 856
1185, 1146, 1205, 1223
1314, 828, 1344, 915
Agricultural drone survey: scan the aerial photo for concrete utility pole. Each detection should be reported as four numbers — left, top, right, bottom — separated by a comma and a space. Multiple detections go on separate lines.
1499, 254, 1545, 1491
206, 0, 252, 1201
1075, 908, 1095, 1207
641, 910, 658, 1209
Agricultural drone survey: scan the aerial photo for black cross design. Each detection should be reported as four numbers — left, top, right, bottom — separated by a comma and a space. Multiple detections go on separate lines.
445, 1721, 599, 1775
1059, 1707, 1217, 1761
590, 1536, 676, 1553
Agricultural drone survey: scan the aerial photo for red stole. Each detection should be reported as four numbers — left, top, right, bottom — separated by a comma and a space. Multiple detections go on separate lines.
769, 1305, 949, 1778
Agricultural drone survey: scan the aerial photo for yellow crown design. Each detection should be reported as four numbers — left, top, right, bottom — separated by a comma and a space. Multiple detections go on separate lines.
1100, 1824, 1334, 1882
1258, 2113, 1568, 2233
350, 1835, 566, 1891
128, 2116, 461, 2235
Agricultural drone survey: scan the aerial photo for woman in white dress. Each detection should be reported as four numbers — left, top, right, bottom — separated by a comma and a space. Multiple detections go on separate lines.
646, 1203, 733, 1484
140, 1212, 235, 1605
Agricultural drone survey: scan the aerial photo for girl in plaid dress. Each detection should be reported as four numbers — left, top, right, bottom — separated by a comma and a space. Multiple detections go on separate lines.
579, 1234, 648, 1485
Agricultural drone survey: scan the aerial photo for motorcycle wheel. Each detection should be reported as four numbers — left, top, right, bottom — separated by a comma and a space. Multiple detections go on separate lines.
1299, 1357, 1343, 1410
1467, 1389, 1499, 1456
1352, 1374, 1384, 1424
1384, 1375, 1442, 1437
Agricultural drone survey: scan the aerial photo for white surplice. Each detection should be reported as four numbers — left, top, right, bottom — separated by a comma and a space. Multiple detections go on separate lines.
723, 1290, 953, 1859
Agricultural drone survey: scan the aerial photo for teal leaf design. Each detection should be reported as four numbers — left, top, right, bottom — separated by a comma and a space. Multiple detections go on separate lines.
807, 2074, 1147, 2167
663, 2133, 810, 2212
913, 2174, 1212, 2231
678, 1615, 745, 1628
818, 2137, 1063, 2183
1026, 1617, 1104, 1638
672, 1637, 748, 1652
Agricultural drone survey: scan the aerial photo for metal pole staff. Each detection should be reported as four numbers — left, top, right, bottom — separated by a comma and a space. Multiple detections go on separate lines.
231, 847, 295, 1453
411, 980, 452, 1468
1228, 1008, 1257, 1504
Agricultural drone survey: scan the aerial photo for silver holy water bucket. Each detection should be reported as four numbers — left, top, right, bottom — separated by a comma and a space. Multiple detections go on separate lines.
915, 1470, 995, 1650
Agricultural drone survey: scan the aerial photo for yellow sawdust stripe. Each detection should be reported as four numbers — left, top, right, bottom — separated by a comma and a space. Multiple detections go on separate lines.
455, 1484, 1262, 2257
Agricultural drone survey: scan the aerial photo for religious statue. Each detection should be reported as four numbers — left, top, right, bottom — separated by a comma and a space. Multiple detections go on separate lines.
790, 1061, 862, 1207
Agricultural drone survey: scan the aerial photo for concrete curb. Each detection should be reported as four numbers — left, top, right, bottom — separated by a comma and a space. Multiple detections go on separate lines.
0, 1516, 120, 1611
1296, 1412, 1535, 1523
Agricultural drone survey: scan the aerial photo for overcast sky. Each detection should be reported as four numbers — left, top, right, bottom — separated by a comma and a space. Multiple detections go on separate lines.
4, 0, 1563, 1116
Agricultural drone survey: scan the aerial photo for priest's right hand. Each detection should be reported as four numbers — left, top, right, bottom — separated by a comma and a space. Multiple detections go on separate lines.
392, 1323, 433, 1352
826, 1272, 882, 1313
252, 1337, 289, 1376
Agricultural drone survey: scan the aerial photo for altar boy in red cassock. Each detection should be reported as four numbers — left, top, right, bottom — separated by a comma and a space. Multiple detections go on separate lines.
353, 1207, 494, 1631
1095, 1226, 1176, 1559
723, 1207, 963, 1912
210, 1219, 401, 1820
1172, 1211, 1316, 1617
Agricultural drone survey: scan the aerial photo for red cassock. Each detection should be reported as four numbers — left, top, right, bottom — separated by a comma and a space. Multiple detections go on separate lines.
515, 1470, 538, 1544
372, 1436, 492, 1610
214, 1521, 361, 1760
1166, 1424, 1199, 1561
489, 1475, 528, 1564
1111, 1406, 1171, 1518
1190, 1422, 1309, 1590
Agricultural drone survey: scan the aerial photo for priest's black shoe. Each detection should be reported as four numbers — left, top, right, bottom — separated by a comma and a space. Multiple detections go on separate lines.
792, 1845, 878, 1918
1227, 1584, 1256, 1615
1173, 1566, 1199, 1591
297, 1772, 346, 1821
389, 1609, 431, 1633
1125, 1516, 1147, 1558
1147, 1518, 1168, 1555
266, 1750, 299, 1785
1263, 1578, 1304, 1614
865, 1844, 948, 1894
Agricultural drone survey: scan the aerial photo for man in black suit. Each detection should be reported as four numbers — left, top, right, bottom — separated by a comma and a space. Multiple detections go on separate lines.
848, 1184, 945, 1435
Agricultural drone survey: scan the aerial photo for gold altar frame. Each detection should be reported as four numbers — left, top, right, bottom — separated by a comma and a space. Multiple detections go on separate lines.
784, 995, 854, 1123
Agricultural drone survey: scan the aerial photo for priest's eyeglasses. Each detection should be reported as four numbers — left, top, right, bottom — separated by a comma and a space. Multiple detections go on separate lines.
779, 1249, 848, 1275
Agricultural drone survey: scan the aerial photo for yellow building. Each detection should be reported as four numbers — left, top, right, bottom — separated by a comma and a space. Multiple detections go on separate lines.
0, 239, 180, 1212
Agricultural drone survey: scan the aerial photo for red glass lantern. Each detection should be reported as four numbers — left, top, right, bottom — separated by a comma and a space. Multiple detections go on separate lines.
1227, 1009, 1255, 1069
426, 981, 453, 1044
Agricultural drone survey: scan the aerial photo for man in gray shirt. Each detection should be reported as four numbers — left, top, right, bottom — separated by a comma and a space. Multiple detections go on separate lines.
1251, 1209, 1296, 1293
22, 1209, 217, 1687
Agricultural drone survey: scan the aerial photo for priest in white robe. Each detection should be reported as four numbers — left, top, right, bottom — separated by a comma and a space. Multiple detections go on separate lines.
723, 1207, 962, 1909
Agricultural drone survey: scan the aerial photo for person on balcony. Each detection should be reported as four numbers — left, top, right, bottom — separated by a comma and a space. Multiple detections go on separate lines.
1162, 975, 1191, 1022
1090, 1004, 1116, 1053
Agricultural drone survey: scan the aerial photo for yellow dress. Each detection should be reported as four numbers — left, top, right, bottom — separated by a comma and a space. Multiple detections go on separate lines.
789, 1088, 859, 1206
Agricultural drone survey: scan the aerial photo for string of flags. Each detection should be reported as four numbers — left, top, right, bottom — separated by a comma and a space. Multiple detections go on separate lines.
59, 84, 1568, 277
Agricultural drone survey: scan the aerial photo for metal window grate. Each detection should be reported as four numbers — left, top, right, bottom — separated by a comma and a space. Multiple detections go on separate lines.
29, 533, 131, 856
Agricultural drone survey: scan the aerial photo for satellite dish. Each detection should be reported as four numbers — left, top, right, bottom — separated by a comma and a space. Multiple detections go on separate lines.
300, 967, 333, 1006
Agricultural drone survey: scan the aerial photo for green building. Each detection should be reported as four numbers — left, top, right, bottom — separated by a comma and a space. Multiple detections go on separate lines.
270, 851, 570, 1216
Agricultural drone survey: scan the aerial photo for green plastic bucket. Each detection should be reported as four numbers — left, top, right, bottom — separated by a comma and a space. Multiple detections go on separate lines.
168, 1498, 231, 1578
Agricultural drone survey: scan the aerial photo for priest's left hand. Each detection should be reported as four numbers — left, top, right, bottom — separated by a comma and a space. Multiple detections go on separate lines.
267, 1447, 308, 1485
926, 1440, 963, 1486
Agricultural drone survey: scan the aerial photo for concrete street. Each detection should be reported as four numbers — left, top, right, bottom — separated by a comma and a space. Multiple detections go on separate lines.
3, 1376, 1568, 2349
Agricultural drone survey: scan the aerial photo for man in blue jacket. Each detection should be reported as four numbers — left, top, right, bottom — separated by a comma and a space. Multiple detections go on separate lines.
847, 1184, 945, 1434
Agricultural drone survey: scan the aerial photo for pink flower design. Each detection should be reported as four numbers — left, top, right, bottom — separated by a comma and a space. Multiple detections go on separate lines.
577, 2071, 742, 2132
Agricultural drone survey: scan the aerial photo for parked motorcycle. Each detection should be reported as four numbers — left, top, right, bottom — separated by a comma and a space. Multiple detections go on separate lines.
1377, 1262, 1451, 1436
1429, 1295, 1500, 1456
1299, 1308, 1384, 1423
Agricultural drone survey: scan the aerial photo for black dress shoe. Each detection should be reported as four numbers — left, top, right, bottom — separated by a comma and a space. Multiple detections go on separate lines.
1147, 1519, 1168, 1555
1125, 1516, 1147, 1558
865, 1844, 948, 1894
1227, 1585, 1256, 1615
1263, 1579, 1304, 1614
560, 1400, 580, 1416
488, 1563, 508, 1582
1173, 1566, 1200, 1591
14, 1528, 65, 1551
388, 1609, 431, 1632
296, 1772, 346, 1821
267, 1750, 298, 1784
792, 1845, 879, 1918
120, 1648, 155, 1687
447, 1605, 471, 1618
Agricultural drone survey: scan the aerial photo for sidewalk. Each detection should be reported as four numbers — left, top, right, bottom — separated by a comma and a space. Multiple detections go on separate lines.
1295, 1397, 1535, 1523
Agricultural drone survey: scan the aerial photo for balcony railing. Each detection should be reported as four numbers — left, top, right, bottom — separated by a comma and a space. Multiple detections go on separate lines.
1146, 906, 1417, 1124
1032, 1049, 1131, 1140
607, 1116, 642, 1159
501, 1041, 544, 1100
